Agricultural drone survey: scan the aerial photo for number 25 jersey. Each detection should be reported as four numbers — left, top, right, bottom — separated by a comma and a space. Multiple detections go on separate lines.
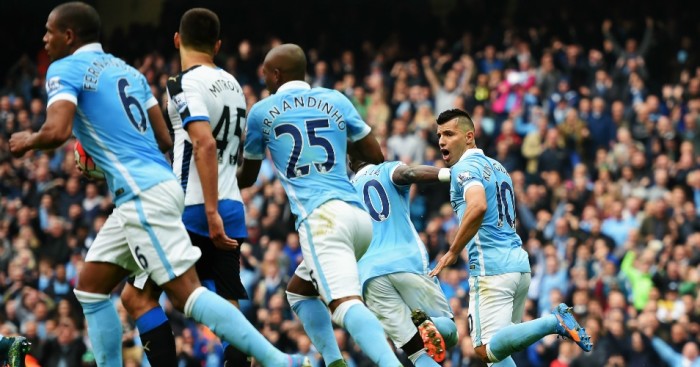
450, 148, 530, 276
244, 81, 371, 229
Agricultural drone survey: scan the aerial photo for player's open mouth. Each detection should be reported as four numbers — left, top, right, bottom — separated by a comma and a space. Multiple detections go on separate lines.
441, 148, 450, 161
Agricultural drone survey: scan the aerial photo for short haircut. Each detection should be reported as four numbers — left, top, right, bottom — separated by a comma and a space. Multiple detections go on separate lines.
53, 2, 101, 43
436, 108, 475, 131
179, 8, 220, 53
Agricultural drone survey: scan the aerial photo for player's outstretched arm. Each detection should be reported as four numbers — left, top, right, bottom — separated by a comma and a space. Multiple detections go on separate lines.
147, 105, 173, 153
392, 164, 451, 186
430, 185, 486, 276
188, 120, 237, 250
348, 131, 384, 164
9, 100, 75, 157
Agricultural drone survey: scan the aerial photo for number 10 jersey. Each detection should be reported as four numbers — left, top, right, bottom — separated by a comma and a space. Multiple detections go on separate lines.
449, 148, 530, 277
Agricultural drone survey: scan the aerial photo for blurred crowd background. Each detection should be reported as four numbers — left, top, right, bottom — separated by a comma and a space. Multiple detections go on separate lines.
2, 0, 700, 366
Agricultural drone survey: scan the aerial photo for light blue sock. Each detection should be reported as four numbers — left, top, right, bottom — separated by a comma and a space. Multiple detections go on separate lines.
292, 298, 343, 365
488, 315, 558, 361
413, 352, 441, 367
432, 317, 458, 349
492, 356, 517, 367
80, 299, 123, 367
189, 289, 287, 366
343, 304, 401, 367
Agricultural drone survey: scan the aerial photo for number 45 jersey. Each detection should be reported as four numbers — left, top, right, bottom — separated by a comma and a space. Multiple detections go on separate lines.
167, 65, 247, 238
450, 149, 530, 277
244, 81, 370, 229
45, 44, 174, 207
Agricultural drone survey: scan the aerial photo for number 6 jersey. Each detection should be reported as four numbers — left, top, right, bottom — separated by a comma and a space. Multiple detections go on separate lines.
450, 148, 530, 276
45, 43, 174, 207
167, 65, 247, 238
243, 81, 371, 229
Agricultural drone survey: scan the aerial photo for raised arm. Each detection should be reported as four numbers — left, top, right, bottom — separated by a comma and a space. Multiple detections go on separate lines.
391, 164, 450, 186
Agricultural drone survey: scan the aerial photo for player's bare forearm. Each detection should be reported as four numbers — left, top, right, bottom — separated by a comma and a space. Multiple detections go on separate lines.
26, 100, 76, 151
237, 157, 262, 188
450, 186, 487, 255
193, 139, 219, 215
147, 106, 173, 153
450, 206, 485, 256
392, 165, 450, 186
187, 121, 219, 215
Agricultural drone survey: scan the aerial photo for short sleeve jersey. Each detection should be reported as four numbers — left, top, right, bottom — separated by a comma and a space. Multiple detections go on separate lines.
46, 43, 173, 206
449, 148, 530, 276
243, 81, 371, 228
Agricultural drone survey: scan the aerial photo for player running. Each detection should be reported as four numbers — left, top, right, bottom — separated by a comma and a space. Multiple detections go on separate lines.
10, 3, 308, 366
120, 8, 250, 367
238, 43, 405, 367
430, 109, 592, 367
349, 155, 459, 367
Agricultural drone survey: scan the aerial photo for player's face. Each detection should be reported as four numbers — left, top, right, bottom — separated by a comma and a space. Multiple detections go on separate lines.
437, 119, 471, 167
43, 12, 70, 61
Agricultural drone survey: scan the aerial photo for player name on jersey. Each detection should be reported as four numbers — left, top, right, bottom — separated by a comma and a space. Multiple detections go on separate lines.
208, 79, 242, 97
259, 96, 347, 137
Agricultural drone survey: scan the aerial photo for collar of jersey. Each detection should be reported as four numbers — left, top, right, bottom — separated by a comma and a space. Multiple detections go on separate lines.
458, 148, 484, 162
277, 80, 311, 93
74, 43, 104, 55
355, 164, 376, 177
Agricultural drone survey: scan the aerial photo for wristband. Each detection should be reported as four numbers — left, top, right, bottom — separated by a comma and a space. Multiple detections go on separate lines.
438, 168, 451, 182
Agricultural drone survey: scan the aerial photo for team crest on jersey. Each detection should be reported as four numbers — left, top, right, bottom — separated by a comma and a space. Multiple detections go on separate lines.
171, 93, 188, 113
457, 171, 473, 185
46, 77, 62, 95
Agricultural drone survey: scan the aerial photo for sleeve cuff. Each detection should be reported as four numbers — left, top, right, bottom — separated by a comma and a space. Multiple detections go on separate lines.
462, 181, 484, 199
348, 124, 371, 142
388, 162, 407, 186
243, 151, 264, 160
144, 96, 158, 109
47, 93, 77, 108
182, 115, 210, 128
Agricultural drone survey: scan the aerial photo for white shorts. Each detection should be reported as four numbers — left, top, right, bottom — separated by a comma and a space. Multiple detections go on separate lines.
85, 180, 201, 286
364, 272, 453, 347
294, 200, 372, 302
468, 272, 531, 347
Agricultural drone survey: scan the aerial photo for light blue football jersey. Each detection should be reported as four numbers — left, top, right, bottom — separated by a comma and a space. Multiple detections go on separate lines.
449, 149, 530, 276
46, 44, 174, 206
244, 81, 371, 228
352, 162, 430, 289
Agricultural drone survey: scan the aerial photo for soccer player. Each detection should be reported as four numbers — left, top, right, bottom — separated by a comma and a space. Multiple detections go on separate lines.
429, 109, 593, 367
9, 3, 308, 367
119, 8, 250, 367
0, 335, 30, 367
238, 43, 404, 367
348, 155, 459, 367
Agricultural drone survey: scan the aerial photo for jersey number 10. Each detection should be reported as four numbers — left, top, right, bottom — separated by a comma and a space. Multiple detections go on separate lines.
495, 181, 516, 229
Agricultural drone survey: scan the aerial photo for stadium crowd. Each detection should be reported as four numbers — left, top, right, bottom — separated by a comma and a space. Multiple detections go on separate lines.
2, 2, 700, 366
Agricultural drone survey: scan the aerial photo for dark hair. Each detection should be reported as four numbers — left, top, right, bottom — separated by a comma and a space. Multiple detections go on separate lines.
436, 108, 475, 132
53, 2, 101, 43
179, 8, 220, 53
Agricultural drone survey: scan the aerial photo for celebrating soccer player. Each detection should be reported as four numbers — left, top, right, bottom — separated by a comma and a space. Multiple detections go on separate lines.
430, 109, 593, 366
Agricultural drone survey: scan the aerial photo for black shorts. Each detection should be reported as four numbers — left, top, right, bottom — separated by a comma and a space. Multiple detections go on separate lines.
190, 231, 249, 300
128, 231, 249, 301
